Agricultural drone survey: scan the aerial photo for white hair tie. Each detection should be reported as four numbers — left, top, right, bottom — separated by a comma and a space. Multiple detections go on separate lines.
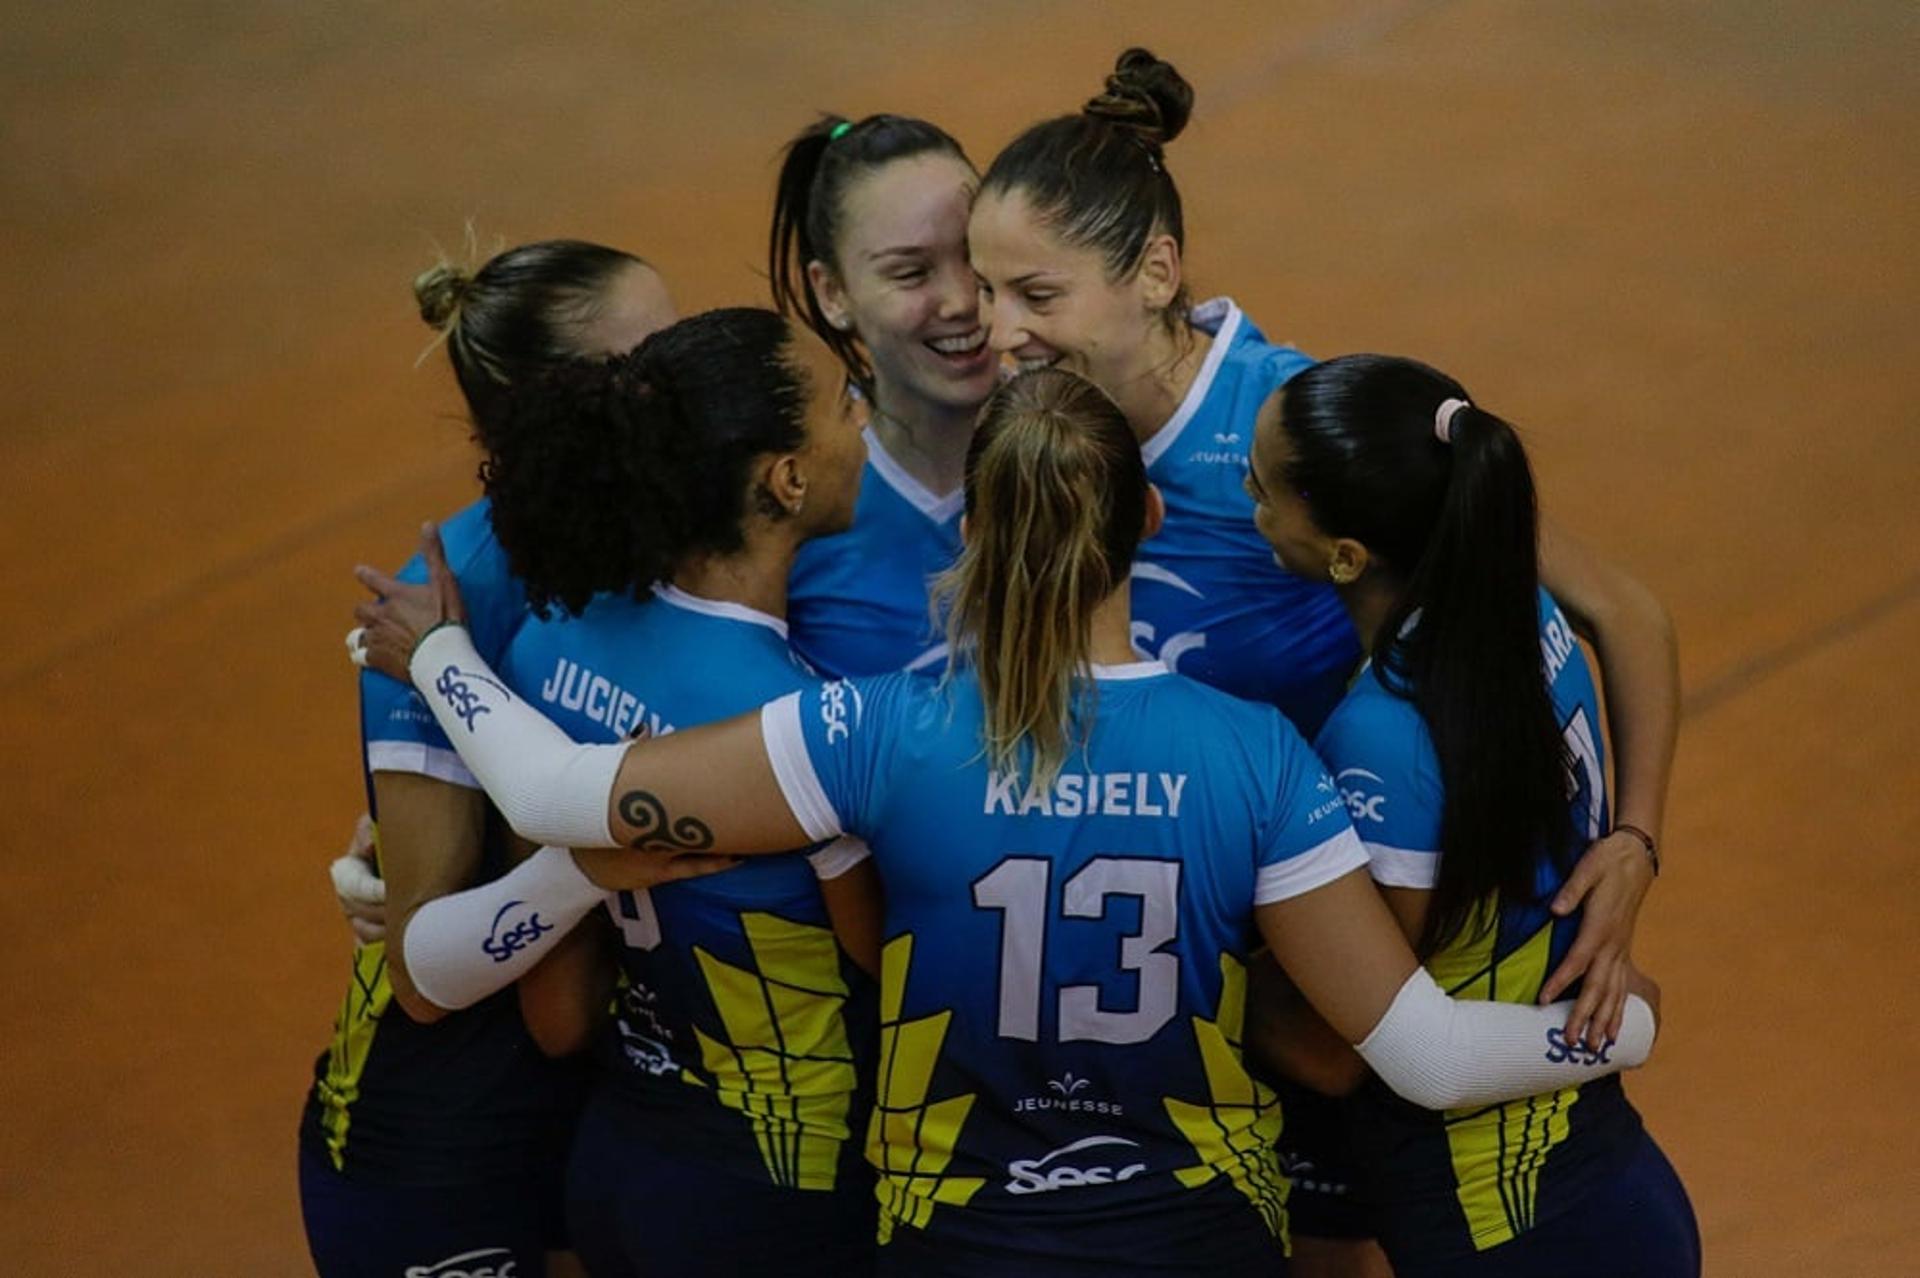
1434, 398, 1470, 443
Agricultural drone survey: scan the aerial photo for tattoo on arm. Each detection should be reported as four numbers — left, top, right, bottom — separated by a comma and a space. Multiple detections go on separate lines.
617, 789, 715, 852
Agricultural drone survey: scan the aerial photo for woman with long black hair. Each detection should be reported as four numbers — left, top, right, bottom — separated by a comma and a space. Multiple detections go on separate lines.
1244, 355, 1699, 1277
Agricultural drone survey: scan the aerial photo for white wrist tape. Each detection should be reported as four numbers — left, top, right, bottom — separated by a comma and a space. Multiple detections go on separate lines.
408, 624, 627, 849
1356, 967, 1656, 1110
329, 849, 386, 910
402, 846, 605, 1010
806, 836, 872, 882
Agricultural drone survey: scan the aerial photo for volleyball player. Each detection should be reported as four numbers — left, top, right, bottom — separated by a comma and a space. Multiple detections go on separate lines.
1244, 355, 1699, 1276
400, 308, 882, 1277
969, 51, 1679, 1270
770, 113, 996, 675
301, 240, 675, 1278
350, 368, 1660, 1278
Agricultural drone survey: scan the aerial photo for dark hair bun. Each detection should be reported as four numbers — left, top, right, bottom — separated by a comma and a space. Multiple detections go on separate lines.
1083, 47, 1193, 147
413, 262, 472, 331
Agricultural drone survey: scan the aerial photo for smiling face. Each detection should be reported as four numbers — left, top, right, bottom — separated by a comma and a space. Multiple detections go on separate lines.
811, 152, 997, 417
969, 187, 1178, 406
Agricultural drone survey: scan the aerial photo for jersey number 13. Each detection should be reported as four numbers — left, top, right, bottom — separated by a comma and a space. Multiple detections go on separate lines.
972, 856, 1181, 1046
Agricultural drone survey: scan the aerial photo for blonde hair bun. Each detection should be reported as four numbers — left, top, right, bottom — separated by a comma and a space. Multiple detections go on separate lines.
413, 261, 473, 331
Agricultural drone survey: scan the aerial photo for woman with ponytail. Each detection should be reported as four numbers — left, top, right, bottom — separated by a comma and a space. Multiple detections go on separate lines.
770, 113, 998, 676
972, 50, 1679, 1268
302, 239, 675, 1278
1244, 355, 1699, 1277
351, 368, 1662, 1278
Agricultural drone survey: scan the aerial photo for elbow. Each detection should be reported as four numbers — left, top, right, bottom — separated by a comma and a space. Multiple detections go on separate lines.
387, 973, 453, 1025
522, 1014, 594, 1059
1364, 1057, 1468, 1111
386, 924, 464, 1023
1313, 1052, 1370, 1098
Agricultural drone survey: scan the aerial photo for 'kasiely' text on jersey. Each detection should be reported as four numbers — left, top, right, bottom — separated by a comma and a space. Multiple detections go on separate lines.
983, 770, 1188, 819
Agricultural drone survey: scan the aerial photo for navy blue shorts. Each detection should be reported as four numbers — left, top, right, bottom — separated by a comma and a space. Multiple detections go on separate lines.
1274, 1078, 1374, 1240
1385, 1129, 1700, 1278
564, 1088, 876, 1278
298, 1143, 565, 1278
878, 1220, 1285, 1278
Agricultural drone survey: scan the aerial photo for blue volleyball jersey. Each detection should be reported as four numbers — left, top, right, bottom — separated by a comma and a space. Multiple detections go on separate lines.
498, 585, 875, 1192
762, 663, 1371, 1265
788, 427, 961, 678
304, 497, 583, 1185
1312, 590, 1642, 1260
358, 498, 528, 789
1132, 299, 1362, 737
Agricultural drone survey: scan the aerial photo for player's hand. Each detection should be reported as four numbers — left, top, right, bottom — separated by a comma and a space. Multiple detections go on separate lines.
1623, 962, 1662, 1035
352, 522, 468, 682
329, 813, 388, 945
1538, 830, 1656, 1045
569, 845, 743, 893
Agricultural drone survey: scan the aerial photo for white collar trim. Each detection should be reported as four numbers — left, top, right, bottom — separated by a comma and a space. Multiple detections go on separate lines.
1139, 296, 1244, 470
652, 583, 789, 638
863, 426, 964, 523
1090, 659, 1171, 682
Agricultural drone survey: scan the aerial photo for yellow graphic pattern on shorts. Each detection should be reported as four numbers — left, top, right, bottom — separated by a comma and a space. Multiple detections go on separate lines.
1162, 953, 1288, 1240
313, 937, 393, 1169
866, 933, 984, 1243
1430, 898, 1579, 1251
691, 912, 859, 1190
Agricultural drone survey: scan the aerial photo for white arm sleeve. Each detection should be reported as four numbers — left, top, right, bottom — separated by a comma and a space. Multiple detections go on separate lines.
402, 846, 606, 1011
406, 624, 627, 849
1355, 966, 1657, 1110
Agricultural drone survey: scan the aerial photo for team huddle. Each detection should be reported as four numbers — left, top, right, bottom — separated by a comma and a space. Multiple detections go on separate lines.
301, 48, 1700, 1278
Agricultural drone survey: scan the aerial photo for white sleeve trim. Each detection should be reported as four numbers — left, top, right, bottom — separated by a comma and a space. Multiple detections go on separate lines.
807, 835, 872, 882
760, 694, 843, 843
365, 740, 480, 790
1364, 841, 1441, 889
1254, 826, 1372, 905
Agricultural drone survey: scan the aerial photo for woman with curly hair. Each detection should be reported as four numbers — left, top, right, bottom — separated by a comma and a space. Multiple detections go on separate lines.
374, 307, 881, 1278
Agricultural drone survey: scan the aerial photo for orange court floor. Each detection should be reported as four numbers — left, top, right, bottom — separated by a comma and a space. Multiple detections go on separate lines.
1, 2, 1914, 1274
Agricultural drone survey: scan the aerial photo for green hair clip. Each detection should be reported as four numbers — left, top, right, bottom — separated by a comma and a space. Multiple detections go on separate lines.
829, 120, 853, 141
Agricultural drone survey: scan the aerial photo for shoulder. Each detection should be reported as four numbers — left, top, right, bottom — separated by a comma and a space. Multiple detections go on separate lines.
1314, 671, 1433, 775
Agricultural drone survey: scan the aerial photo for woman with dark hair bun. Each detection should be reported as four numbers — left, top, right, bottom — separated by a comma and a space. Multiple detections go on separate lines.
304, 239, 677, 1278
971, 49, 1679, 1272
770, 111, 998, 676
970, 46, 1360, 735
1245, 355, 1699, 1277
349, 367, 1661, 1278
359, 308, 882, 1278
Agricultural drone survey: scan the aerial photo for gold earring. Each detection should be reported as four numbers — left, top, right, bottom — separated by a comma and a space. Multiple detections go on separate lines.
1328, 559, 1359, 585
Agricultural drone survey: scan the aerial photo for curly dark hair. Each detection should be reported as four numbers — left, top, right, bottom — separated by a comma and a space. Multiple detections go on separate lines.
480, 307, 811, 617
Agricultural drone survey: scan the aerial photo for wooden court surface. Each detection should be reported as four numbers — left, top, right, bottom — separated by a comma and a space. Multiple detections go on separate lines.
2, 2, 1914, 1272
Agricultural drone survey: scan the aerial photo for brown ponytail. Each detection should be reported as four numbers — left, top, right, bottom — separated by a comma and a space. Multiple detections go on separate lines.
936, 369, 1148, 787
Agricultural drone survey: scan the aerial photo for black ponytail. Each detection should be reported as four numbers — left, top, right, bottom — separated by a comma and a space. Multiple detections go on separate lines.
768, 112, 970, 396
482, 307, 809, 618
1279, 355, 1578, 957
